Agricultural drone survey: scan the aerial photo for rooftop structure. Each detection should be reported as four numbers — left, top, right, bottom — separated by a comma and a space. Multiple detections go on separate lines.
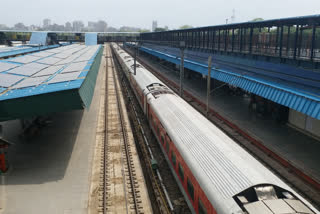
0, 44, 60, 58
0, 44, 103, 121
85, 33, 98, 46
138, 15, 320, 121
29, 32, 49, 46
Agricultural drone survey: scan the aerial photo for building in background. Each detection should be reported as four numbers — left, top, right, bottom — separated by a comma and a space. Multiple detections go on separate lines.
72, 21, 84, 32
152, 21, 158, 32
43, 19, 51, 29
65, 22, 72, 31
88, 21, 96, 31
231, 9, 236, 23
87, 21, 108, 32
29, 25, 40, 31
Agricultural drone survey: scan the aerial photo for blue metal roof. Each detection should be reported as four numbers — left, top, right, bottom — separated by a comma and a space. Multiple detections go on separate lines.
0, 44, 59, 58
0, 44, 102, 104
0, 44, 103, 121
85, 33, 98, 46
29, 32, 48, 45
139, 45, 320, 120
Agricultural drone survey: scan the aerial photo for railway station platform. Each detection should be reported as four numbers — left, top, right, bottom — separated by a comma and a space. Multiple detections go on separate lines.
0, 46, 105, 214
137, 43, 320, 117
134, 48, 320, 186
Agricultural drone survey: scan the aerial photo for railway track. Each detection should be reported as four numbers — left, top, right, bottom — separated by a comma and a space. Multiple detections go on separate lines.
111, 45, 191, 214
97, 45, 152, 214
124, 45, 320, 209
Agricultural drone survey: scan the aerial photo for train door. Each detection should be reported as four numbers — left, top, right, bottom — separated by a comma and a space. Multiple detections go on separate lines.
144, 94, 148, 117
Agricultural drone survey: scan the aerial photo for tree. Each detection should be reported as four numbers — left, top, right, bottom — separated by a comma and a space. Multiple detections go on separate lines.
119, 26, 140, 32
250, 18, 267, 33
154, 27, 167, 32
0, 24, 9, 30
251, 18, 264, 22
179, 25, 193, 29
13, 23, 27, 30
139, 29, 150, 33
106, 26, 118, 32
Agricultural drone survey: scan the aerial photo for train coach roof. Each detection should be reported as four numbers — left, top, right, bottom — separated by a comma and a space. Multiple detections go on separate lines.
149, 94, 315, 213
112, 43, 319, 214
115, 45, 164, 92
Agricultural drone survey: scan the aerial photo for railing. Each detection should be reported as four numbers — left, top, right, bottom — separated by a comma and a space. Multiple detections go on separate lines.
0, 31, 140, 44
140, 15, 320, 62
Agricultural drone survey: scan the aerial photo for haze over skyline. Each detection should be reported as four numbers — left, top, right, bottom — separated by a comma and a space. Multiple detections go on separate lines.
2, 0, 320, 29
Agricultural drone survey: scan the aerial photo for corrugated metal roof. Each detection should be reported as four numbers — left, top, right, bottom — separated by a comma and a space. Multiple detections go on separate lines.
85, 33, 98, 46
0, 44, 102, 121
0, 45, 59, 58
29, 32, 48, 46
79, 46, 103, 108
140, 46, 320, 120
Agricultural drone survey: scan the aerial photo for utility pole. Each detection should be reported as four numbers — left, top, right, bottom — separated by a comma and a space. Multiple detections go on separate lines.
206, 56, 212, 117
179, 41, 185, 97
134, 42, 137, 75
137, 41, 140, 57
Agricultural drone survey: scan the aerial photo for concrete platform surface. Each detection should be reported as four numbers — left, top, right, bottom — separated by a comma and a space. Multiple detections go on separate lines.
0, 52, 104, 214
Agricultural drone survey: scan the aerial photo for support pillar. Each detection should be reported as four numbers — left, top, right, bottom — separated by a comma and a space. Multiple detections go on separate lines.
179, 41, 185, 97
206, 56, 212, 117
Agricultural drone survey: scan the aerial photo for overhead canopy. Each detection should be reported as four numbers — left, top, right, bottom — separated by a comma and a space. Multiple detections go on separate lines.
0, 44, 103, 121
138, 45, 320, 120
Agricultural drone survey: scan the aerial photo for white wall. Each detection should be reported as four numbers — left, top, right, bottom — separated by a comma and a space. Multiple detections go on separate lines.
289, 109, 320, 138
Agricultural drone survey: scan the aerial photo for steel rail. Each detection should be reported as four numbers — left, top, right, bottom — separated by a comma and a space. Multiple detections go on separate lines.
103, 51, 109, 214
111, 44, 175, 213
110, 52, 140, 213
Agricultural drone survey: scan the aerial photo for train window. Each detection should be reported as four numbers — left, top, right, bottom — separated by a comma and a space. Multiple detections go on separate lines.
166, 141, 170, 153
161, 135, 165, 144
178, 163, 184, 181
198, 199, 207, 214
153, 117, 157, 129
187, 178, 194, 201
171, 152, 176, 166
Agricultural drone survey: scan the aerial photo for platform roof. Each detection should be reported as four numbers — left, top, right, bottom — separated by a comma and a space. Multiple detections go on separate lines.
137, 44, 320, 120
0, 44, 103, 121
0, 44, 60, 59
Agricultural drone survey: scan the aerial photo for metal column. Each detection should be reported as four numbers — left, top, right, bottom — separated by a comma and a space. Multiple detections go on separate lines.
293, 25, 299, 60
279, 25, 284, 58
206, 56, 212, 117
249, 27, 253, 54
286, 26, 291, 57
134, 43, 137, 75
179, 41, 185, 97
310, 24, 316, 61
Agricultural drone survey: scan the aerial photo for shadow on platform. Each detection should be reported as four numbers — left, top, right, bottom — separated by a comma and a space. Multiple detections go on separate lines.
0, 109, 84, 185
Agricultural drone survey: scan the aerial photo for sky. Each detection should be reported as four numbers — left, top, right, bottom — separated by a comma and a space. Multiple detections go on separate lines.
1, 0, 320, 30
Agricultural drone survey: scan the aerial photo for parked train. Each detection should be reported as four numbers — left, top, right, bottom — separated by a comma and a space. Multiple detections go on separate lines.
111, 43, 319, 214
